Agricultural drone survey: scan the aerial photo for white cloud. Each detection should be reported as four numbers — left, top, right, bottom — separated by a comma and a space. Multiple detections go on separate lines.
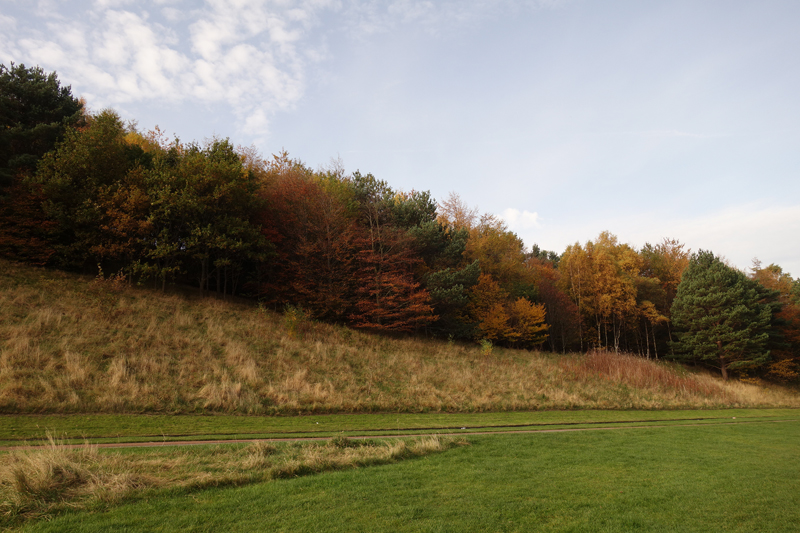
34, 0, 62, 19
0, 14, 17, 31
5, 0, 569, 137
18, 38, 69, 68
0, 15, 20, 63
502, 208, 542, 231
6, 0, 335, 137
662, 204, 800, 275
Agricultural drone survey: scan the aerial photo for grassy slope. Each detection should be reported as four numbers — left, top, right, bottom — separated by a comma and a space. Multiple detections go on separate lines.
19, 421, 800, 532
1, 258, 799, 414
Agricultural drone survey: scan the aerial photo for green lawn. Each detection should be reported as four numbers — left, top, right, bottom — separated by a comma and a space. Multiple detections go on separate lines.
18, 419, 800, 532
3, 408, 798, 447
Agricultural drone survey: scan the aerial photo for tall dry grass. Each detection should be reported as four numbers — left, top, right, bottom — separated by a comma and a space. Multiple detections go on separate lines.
1, 258, 798, 414
0, 433, 467, 526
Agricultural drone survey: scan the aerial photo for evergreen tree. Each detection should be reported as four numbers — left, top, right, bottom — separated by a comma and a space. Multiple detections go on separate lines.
0, 63, 84, 190
670, 250, 772, 379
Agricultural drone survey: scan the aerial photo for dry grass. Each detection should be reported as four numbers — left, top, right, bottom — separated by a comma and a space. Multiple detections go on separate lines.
0, 433, 467, 526
1, 258, 798, 414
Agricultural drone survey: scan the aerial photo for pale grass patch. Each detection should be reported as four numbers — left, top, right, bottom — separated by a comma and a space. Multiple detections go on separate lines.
132, 354, 169, 377
195, 371, 261, 412
560, 350, 800, 408
266, 369, 338, 408
106, 357, 131, 389
197, 375, 243, 410
30, 307, 63, 331
205, 317, 227, 344
143, 316, 159, 337
0, 335, 40, 375
719, 378, 797, 406
63, 351, 91, 388
225, 342, 260, 384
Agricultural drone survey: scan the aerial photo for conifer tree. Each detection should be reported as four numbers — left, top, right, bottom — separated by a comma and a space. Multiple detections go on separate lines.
670, 250, 772, 379
0, 62, 84, 190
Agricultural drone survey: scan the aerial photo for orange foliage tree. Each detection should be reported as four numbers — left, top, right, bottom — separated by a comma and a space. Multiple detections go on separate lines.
526, 256, 580, 353
751, 261, 800, 382
257, 156, 359, 321
348, 172, 437, 332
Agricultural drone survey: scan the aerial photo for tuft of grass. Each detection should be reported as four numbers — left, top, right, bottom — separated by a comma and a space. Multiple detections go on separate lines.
1, 258, 798, 414
0, 434, 157, 525
0, 433, 468, 528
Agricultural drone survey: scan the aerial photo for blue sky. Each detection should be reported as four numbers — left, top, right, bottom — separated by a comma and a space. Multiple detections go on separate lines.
2, 0, 799, 275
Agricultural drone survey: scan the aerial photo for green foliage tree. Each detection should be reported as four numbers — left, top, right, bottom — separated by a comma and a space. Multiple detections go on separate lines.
144, 139, 269, 294
30, 110, 141, 270
0, 63, 84, 263
0, 62, 84, 190
424, 260, 480, 338
408, 213, 476, 338
670, 250, 773, 380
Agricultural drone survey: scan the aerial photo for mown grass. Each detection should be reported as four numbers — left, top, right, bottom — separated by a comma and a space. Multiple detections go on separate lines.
2, 258, 797, 414
2, 408, 798, 447
14, 421, 800, 532
0, 434, 467, 528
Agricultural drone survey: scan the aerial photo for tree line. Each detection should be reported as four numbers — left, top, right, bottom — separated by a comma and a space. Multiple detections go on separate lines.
1, 63, 798, 381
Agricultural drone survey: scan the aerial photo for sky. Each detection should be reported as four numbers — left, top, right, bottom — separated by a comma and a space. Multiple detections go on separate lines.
2, 0, 799, 276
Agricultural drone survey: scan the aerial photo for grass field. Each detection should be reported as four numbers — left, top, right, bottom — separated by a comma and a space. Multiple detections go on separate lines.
2, 408, 799, 447
11, 419, 800, 532
0, 433, 468, 529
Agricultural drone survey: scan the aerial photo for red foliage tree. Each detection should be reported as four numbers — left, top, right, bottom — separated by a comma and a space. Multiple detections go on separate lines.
350, 225, 437, 332
257, 158, 360, 321
0, 180, 57, 264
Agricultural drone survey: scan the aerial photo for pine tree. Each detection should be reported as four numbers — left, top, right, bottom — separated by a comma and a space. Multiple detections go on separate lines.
670, 250, 772, 379
0, 62, 84, 190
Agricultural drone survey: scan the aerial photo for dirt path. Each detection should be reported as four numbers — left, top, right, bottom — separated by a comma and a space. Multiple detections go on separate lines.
3, 418, 796, 451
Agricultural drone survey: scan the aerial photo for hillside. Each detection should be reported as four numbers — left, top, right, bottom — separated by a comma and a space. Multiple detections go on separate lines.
1, 258, 798, 414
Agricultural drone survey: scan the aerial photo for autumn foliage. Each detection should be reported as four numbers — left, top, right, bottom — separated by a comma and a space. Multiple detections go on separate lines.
3, 63, 800, 381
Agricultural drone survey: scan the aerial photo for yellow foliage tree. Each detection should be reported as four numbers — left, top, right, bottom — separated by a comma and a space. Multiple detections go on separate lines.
469, 274, 548, 348
559, 231, 641, 352
508, 297, 549, 346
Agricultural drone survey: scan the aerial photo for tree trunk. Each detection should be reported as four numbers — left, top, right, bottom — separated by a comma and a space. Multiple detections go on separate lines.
652, 325, 659, 360
718, 341, 728, 380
